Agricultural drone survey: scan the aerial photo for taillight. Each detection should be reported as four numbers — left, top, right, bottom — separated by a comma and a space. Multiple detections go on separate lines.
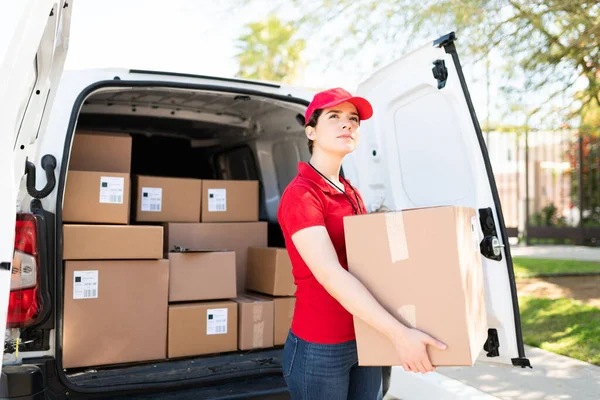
8, 215, 41, 328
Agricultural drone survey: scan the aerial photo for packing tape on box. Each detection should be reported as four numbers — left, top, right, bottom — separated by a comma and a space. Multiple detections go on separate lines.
385, 213, 409, 262
396, 305, 417, 329
253, 321, 265, 348
252, 304, 264, 348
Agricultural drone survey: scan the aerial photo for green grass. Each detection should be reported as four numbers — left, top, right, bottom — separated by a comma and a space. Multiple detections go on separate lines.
519, 296, 600, 366
512, 257, 600, 278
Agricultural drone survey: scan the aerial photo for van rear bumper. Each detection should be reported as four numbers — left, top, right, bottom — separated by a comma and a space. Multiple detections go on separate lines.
0, 364, 45, 399
1, 359, 291, 400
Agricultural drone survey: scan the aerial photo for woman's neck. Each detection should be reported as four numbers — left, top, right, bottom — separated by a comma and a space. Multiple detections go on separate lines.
309, 152, 343, 186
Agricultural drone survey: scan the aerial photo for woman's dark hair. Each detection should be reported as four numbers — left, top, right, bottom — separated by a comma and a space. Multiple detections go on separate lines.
305, 109, 323, 154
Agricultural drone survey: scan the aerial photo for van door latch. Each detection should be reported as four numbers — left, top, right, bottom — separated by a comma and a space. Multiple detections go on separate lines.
484, 328, 500, 357
478, 208, 503, 261
432, 59, 448, 89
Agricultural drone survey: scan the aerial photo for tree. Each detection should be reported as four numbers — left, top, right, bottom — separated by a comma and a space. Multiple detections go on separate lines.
258, 1, 599, 122
566, 100, 600, 226
235, 14, 306, 83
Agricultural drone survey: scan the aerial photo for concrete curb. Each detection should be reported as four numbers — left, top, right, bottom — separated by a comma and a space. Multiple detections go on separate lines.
385, 367, 498, 400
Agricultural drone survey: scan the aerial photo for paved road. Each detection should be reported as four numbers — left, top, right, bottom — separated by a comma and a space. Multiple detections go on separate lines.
384, 346, 600, 400
509, 245, 600, 262
383, 245, 600, 399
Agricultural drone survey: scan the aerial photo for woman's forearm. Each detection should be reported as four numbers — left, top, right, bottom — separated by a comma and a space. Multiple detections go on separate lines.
291, 226, 408, 342
319, 262, 408, 341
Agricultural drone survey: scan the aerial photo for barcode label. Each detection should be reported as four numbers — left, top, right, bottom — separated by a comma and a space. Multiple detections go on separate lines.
73, 270, 98, 299
207, 308, 228, 335
99, 177, 125, 204
208, 189, 227, 212
141, 187, 162, 212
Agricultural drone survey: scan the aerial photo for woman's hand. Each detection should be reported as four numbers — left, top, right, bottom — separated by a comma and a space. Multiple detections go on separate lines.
389, 326, 447, 373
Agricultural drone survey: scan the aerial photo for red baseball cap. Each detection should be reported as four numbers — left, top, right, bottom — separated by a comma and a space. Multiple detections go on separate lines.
305, 87, 373, 124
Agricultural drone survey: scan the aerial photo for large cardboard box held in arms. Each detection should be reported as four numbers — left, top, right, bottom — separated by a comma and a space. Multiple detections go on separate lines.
344, 206, 488, 367
63, 260, 169, 369
164, 222, 267, 292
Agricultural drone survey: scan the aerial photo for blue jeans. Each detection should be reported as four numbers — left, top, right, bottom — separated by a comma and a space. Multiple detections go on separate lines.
282, 331, 383, 400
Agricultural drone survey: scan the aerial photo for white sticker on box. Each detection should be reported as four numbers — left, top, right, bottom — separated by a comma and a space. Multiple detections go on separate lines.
208, 189, 227, 212
471, 216, 480, 252
207, 308, 228, 335
73, 270, 98, 299
99, 177, 124, 204
141, 187, 162, 212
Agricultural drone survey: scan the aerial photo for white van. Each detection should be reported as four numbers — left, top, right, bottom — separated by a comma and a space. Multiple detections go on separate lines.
1, 1, 531, 398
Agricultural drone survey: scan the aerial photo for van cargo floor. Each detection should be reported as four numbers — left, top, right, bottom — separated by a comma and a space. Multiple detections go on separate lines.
66, 348, 284, 389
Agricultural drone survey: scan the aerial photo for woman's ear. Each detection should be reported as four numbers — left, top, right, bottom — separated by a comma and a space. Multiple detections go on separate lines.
305, 126, 316, 141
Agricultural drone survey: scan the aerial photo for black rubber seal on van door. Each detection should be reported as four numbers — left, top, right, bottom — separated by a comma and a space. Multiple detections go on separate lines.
54, 79, 309, 396
436, 33, 531, 368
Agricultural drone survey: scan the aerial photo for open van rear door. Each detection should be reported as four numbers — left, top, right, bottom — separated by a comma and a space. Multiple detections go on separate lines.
346, 32, 530, 367
0, 0, 71, 371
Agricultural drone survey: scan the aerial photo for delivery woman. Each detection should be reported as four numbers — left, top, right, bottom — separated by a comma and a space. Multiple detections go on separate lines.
277, 87, 447, 399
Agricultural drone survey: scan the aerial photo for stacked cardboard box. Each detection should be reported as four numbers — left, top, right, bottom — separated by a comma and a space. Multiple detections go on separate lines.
166, 249, 238, 358
62, 131, 169, 369
62, 129, 294, 368
245, 247, 296, 346
63, 132, 132, 224
163, 181, 270, 354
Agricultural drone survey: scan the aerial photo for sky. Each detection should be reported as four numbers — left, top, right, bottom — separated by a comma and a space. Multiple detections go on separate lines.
63, 0, 522, 126
65, 0, 364, 88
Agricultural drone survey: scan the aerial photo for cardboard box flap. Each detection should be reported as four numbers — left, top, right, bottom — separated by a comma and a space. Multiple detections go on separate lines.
235, 293, 273, 303
169, 246, 232, 253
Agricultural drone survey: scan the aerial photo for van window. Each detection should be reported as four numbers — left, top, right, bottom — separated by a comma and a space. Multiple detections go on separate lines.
273, 139, 309, 192
215, 146, 259, 180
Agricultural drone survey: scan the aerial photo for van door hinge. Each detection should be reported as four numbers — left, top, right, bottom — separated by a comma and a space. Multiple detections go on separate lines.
478, 208, 503, 261
432, 59, 448, 89
483, 328, 500, 357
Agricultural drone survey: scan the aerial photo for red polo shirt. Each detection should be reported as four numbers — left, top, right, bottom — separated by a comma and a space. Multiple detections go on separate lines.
277, 162, 367, 344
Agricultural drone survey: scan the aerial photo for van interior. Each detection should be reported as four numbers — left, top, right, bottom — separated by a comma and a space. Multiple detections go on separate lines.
61, 85, 311, 391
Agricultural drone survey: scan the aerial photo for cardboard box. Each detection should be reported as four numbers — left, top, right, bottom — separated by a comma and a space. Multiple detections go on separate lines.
69, 131, 132, 173
344, 206, 488, 366
164, 222, 267, 292
274, 297, 295, 346
168, 301, 238, 358
168, 251, 237, 302
201, 180, 259, 223
63, 225, 163, 260
246, 247, 295, 296
63, 260, 169, 368
134, 176, 202, 223
234, 294, 274, 350
63, 171, 130, 224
